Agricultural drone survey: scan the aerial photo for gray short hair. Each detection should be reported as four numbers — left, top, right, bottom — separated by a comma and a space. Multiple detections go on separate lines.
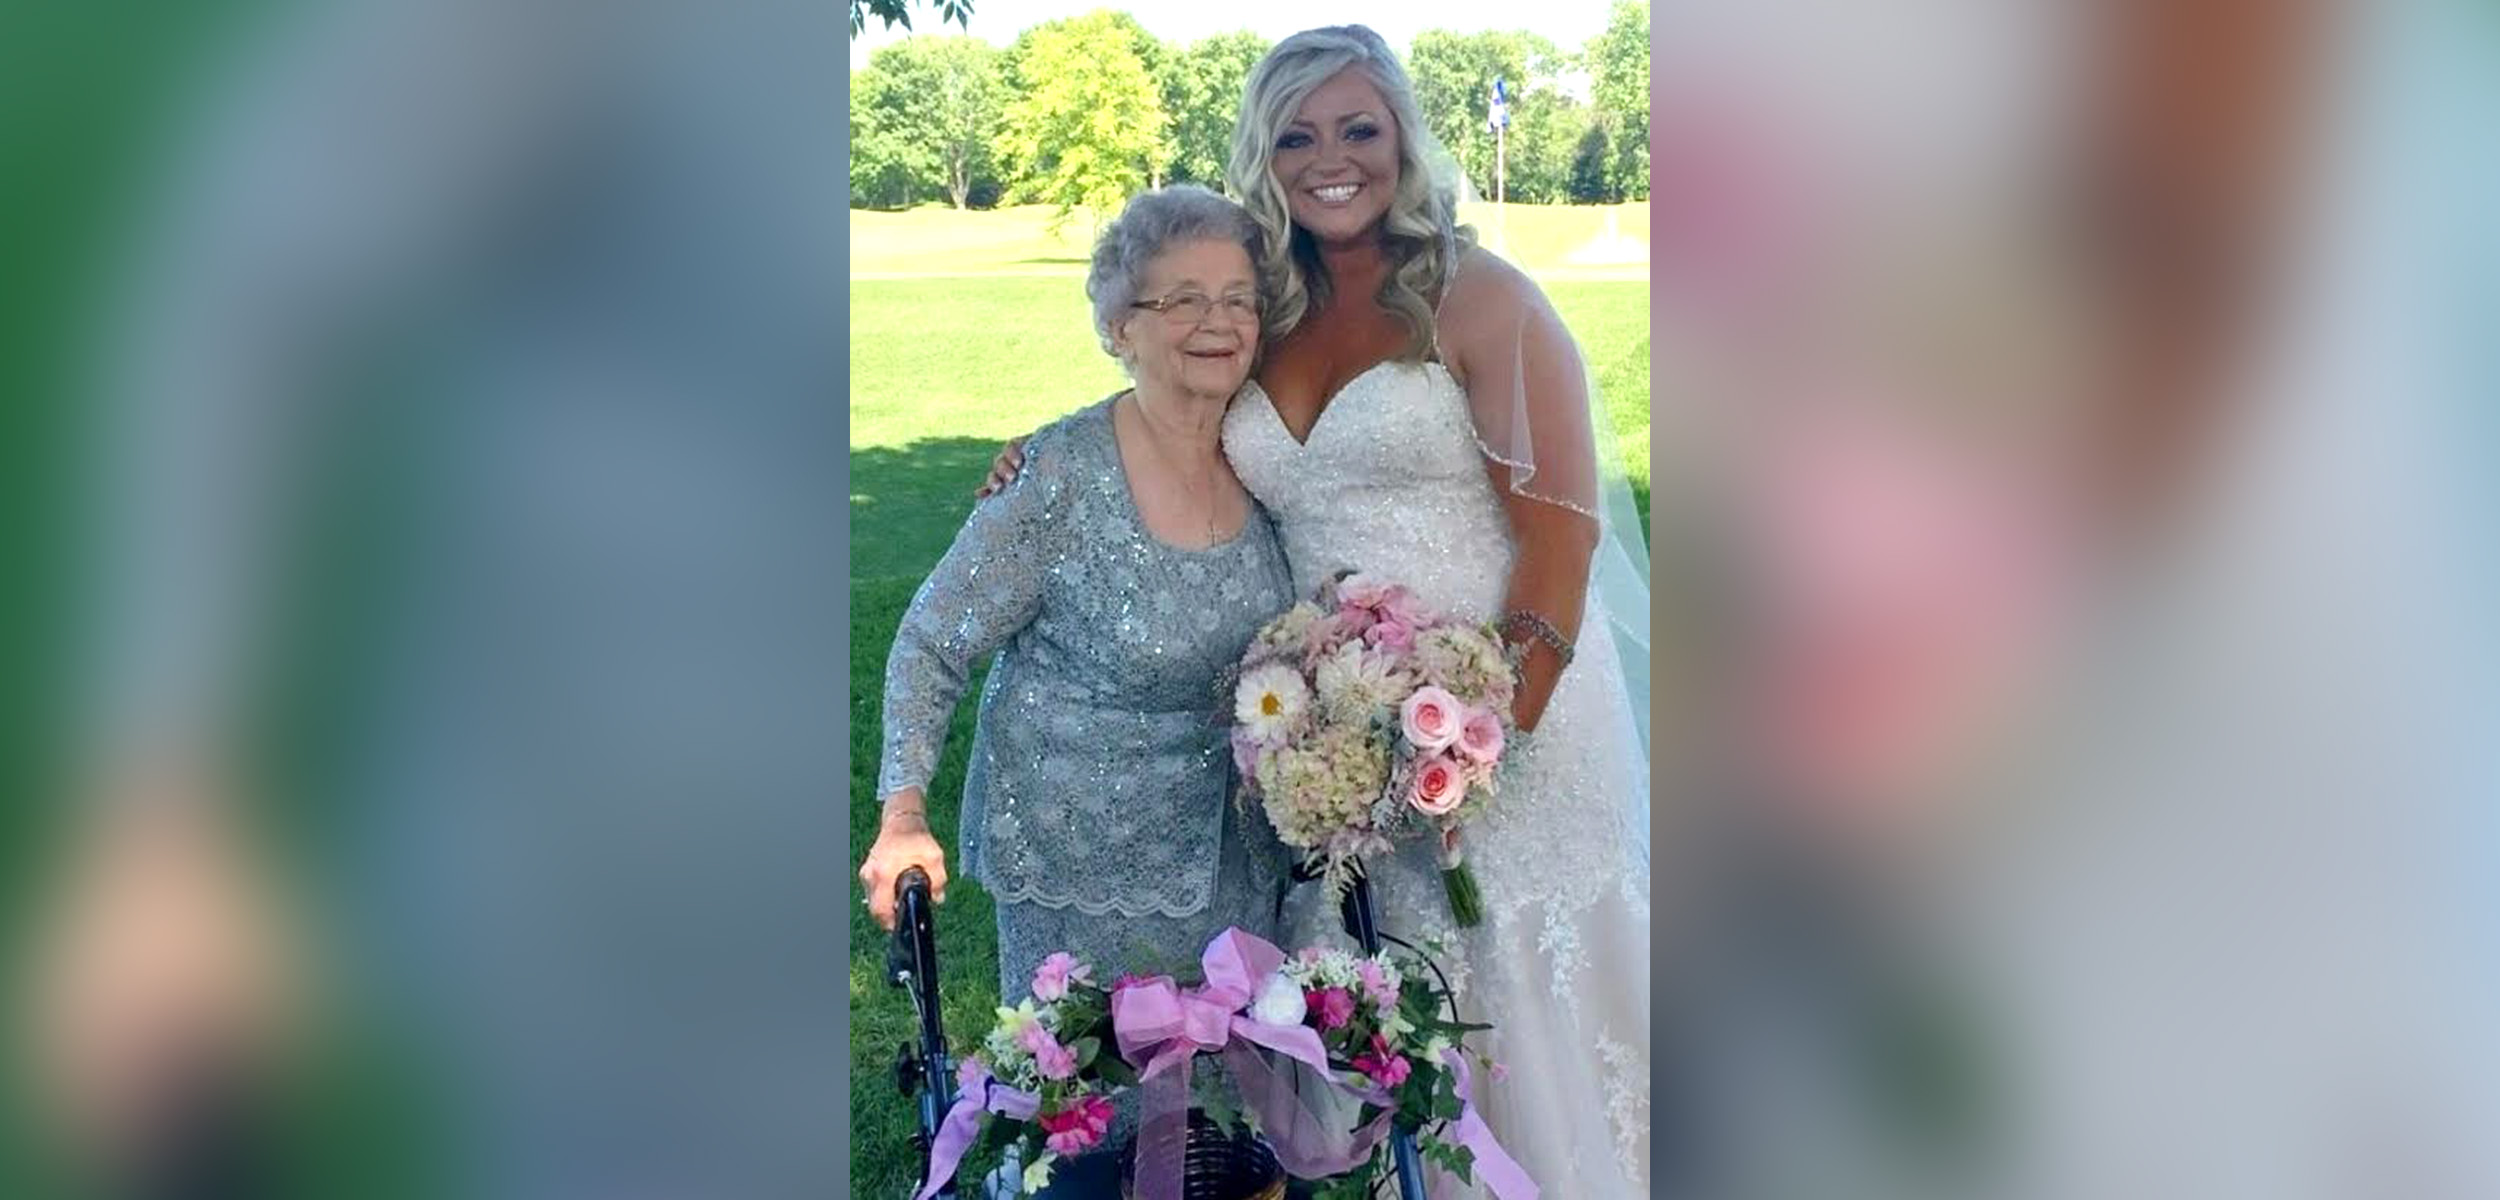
1085, 185, 1265, 357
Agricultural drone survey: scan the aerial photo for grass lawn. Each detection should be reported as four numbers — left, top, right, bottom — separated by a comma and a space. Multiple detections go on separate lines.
847, 205, 1649, 1196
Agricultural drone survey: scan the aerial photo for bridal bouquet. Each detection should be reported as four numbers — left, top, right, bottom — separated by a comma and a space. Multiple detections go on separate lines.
914, 953, 1134, 1199
1229, 572, 1517, 926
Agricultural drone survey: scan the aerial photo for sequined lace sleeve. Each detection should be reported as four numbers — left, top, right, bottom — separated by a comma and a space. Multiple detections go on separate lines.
876, 431, 1072, 802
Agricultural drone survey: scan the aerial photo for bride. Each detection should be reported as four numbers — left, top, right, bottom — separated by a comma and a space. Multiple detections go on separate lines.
984, 26, 1653, 1195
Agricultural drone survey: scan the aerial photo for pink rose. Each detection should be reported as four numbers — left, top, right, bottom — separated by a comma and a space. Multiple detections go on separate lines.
1457, 708, 1505, 765
1309, 986, 1357, 1031
1334, 604, 1379, 639
1399, 686, 1464, 752
1031, 952, 1088, 1003
1406, 756, 1467, 817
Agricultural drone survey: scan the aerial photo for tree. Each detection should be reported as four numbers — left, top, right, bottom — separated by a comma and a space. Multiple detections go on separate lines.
1568, 122, 1612, 203
852, 0, 972, 35
851, 36, 1002, 210
1162, 31, 1269, 189
993, 11, 1170, 231
1585, 0, 1650, 201
1504, 86, 1592, 204
1406, 30, 1564, 203
849, 100, 922, 210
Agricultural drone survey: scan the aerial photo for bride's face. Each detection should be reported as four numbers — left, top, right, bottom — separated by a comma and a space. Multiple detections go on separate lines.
1270, 67, 1402, 246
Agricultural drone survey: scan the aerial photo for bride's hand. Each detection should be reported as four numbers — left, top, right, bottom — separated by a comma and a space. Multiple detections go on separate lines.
859, 792, 948, 933
973, 438, 1027, 500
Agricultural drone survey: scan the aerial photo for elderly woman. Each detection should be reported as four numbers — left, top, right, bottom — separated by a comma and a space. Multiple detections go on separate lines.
858, 189, 1295, 1161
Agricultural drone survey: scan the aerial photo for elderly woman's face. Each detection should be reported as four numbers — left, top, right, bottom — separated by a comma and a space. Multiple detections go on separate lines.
1111, 238, 1259, 401
1271, 67, 1401, 245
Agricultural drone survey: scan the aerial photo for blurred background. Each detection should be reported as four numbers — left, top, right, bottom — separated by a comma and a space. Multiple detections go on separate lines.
5, 0, 2499, 1197
4, 0, 849, 1195
1643, 1, 2500, 1197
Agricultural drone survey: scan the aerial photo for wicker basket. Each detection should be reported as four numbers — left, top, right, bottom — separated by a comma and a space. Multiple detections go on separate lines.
1120, 1112, 1286, 1200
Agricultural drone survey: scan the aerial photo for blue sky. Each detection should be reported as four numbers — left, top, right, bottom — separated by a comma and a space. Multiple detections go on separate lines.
847, 0, 1625, 72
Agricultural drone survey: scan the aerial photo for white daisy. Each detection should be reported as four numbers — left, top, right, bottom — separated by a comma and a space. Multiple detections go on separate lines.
1235, 662, 1310, 743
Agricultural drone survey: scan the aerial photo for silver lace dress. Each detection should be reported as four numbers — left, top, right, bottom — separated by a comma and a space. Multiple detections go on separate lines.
879, 396, 1296, 999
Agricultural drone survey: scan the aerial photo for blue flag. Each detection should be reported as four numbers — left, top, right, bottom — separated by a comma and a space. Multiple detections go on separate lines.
1488, 78, 1509, 131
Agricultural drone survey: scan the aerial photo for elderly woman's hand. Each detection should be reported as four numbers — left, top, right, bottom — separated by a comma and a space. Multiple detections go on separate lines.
972, 438, 1026, 500
858, 790, 949, 932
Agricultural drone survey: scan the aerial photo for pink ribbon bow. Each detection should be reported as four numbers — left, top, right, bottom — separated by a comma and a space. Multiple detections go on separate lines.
1113, 929, 1336, 1200
1112, 928, 1333, 1077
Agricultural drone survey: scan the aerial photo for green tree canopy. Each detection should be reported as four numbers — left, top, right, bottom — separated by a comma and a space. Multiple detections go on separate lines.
1586, 0, 1650, 202
1406, 30, 1567, 202
1161, 31, 1269, 189
993, 10, 1172, 231
851, 36, 1003, 210
1503, 84, 1594, 204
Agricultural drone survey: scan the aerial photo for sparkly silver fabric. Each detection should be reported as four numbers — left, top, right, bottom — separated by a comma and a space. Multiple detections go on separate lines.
1225, 361, 1655, 1195
880, 396, 1297, 988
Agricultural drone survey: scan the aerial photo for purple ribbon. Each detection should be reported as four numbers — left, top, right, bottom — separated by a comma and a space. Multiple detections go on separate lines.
1442, 1052, 1538, 1199
912, 1065, 1038, 1200
1229, 1045, 1397, 1178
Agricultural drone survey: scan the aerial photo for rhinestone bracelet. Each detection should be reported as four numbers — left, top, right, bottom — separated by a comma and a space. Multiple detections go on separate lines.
1499, 608, 1576, 669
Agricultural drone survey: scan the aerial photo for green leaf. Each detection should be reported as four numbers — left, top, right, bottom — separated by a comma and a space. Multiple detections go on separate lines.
1422, 1139, 1478, 1184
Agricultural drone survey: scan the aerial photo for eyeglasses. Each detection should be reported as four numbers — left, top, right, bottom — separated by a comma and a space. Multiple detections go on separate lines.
1130, 290, 1260, 327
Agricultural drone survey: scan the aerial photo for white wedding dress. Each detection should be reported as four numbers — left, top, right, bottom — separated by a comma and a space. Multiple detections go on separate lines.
1224, 359, 1652, 1196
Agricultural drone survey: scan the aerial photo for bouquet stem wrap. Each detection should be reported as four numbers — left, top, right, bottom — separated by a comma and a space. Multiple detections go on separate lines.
1438, 829, 1483, 927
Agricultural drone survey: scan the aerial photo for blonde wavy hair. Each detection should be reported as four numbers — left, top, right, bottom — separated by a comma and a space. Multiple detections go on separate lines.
1226, 25, 1474, 358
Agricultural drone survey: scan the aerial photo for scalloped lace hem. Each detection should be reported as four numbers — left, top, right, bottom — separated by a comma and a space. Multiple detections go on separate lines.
985, 881, 1216, 919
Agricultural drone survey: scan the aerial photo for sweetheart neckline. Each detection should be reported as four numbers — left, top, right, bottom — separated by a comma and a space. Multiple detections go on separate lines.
1241, 359, 1452, 450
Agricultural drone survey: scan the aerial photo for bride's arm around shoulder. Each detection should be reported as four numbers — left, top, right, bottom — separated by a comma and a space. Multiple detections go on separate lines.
1437, 245, 1604, 731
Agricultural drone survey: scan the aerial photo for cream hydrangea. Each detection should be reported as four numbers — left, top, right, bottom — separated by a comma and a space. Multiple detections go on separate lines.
1254, 724, 1388, 849
1252, 601, 1324, 655
1412, 625, 1516, 707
